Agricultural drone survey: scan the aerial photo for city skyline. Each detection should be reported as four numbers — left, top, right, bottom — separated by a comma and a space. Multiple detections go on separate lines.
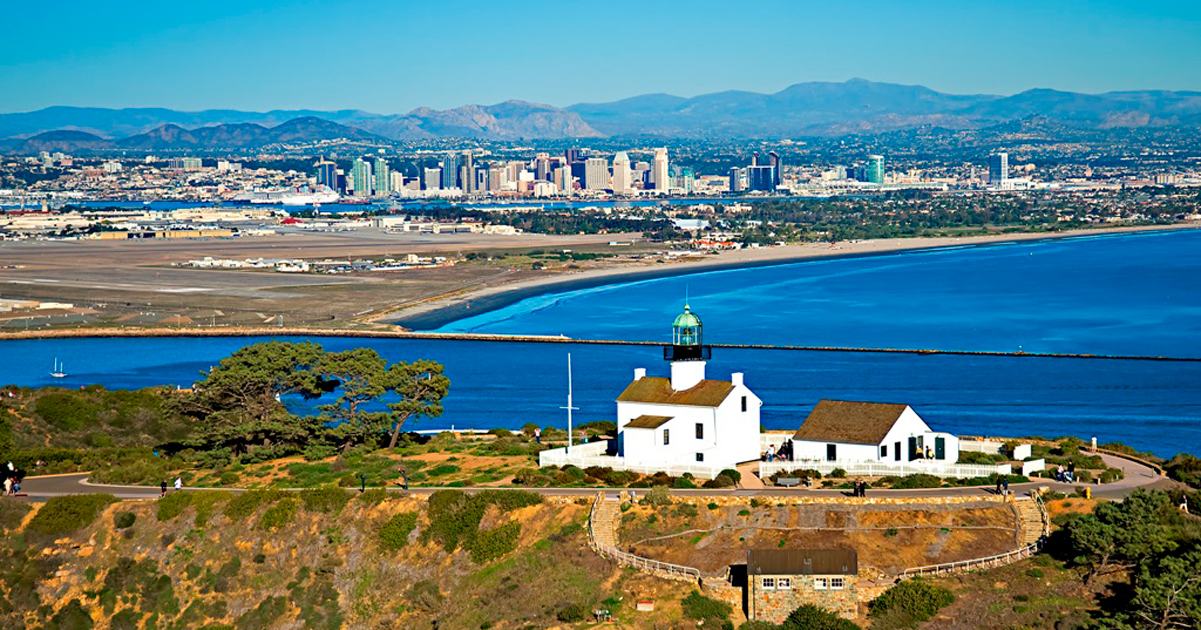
2, 0, 1200, 114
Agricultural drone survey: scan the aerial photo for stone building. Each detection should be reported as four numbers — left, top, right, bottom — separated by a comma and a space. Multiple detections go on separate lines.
746, 548, 859, 623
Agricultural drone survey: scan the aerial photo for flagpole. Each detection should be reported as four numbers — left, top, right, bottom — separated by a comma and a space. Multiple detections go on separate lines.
560, 353, 579, 456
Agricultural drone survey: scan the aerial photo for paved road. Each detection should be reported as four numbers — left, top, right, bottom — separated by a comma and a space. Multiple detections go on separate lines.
18, 452, 1178, 502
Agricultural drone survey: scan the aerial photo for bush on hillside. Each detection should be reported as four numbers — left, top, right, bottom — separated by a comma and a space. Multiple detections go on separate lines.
643, 485, 673, 506
469, 521, 521, 563
114, 511, 136, 529
256, 497, 300, 531
157, 491, 193, 521
780, 604, 861, 630
720, 468, 742, 484
869, 579, 954, 628
477, 489, 543, 511
299, 487, 352, 514
223, 489, 282, 522
703, 474, 736, 489
889, 474, 942, 489
424, 490, 486, 552
357, 488, 388, 505
0, 499, 31, 531
379, 512, 418, 551
681, 590, 732, 621
557, 603, 589, 622
27, 494, 117, 535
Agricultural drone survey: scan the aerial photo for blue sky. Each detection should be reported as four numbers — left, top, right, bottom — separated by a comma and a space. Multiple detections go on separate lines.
2, 0, 1199, 113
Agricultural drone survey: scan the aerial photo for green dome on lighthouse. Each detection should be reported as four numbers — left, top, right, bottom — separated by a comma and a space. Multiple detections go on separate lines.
672, 305, 702, 346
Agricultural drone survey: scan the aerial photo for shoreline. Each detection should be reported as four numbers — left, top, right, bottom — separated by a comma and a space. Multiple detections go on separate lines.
389, 223, 1201, 331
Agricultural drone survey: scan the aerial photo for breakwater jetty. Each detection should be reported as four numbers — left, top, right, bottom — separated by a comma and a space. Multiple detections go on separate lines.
1, 327, 1197, 363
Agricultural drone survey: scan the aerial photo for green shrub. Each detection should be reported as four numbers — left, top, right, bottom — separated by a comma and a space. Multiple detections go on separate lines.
890, 474, 942, 489
157, 491, 193, 521
673, 476, 697, 489
424, 490, 486, 552
557, 602, 588, 622
299, 487, 352, 514
682, 590, 732, 621
885, 527, 899, 537
34, 392, 99, 431
477, 489, 543, 511
256, 497, 300, 531
829, 468, 847, 478
708, 502, 720, 510
27, 494, 117, 535
357, 487, 388, 504
869, 579, 954, 627
1099, 468, 1125, 484
114, 511, 136, 529
781, 604, 861, 630
644, 485, 672, 506
469, 521, 521, 563
223, 489, 279, 521
428, 464, 461, 477
0, 499, 31, 531
49, 598, 94, 630
703, 474, 735, 488
719, 468, 742, 483
379, 512, 418, 551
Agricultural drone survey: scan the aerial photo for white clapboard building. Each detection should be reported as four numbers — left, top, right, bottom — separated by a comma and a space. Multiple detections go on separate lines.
790, 400, 960, 465
539, 305, 762, 478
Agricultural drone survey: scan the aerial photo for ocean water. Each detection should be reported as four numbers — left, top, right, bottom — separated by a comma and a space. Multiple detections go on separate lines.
2, 336, 1198, 458
2, 230, 1198, 458
439, 229, 1201, 358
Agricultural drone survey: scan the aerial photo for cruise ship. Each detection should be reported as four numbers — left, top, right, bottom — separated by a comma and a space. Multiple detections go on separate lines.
234, 186, 340, 205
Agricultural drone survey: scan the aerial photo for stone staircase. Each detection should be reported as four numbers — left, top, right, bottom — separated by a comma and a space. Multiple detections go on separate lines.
1015, 497, 1047, 546
587, 493, 701, 582
590, 495, 620, 550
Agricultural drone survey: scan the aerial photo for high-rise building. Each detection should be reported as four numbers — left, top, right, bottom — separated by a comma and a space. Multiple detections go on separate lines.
768, 151, 781, 187
747, 165, 777, 192
351, 158, 372, 197
423, 167, 442, 190
460, 151, 475, 193
440, 153, 460, 190
534, 153, 551, 181
611, 151, 632, 193
584, 157, 610, 191
390, 171, 405, 192
866, 155, 885, 184
488, 167, 506, 192
989, 152, 1009, 188
555, 165, 573, 193
564, 148, 583, 165
728, 167, 745, 192
314, 159, 337, 191
652, 148, 670, 192
680, 167, 696, 194
373, 158, 391, 196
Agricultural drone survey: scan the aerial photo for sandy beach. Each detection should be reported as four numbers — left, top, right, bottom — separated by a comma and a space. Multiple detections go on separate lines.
389, 223, 1201, 330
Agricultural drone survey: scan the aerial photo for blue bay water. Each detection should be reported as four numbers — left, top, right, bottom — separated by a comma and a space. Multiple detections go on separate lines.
440, 229, 1201, 358
1, 336, 1198, 458
1, 230, 1198, 458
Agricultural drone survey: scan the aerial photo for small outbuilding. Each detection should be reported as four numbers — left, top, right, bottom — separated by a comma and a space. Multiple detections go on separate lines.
746, 548, 859, 622
790, 400, 959, 465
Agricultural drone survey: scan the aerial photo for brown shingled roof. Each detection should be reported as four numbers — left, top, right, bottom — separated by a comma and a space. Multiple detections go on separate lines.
616, 377, 734, 408
747, 548, 858, 575
624, 415, 673, 429
792, 400, 911, 445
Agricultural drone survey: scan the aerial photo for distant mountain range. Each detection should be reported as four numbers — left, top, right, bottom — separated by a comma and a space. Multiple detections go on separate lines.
3, 80, 1201, 151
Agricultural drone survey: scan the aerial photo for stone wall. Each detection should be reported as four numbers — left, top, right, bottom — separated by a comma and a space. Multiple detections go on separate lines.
748, 574, 858, 623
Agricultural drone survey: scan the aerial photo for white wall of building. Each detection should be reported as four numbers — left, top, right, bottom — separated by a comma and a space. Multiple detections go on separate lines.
790, 407, 960, 464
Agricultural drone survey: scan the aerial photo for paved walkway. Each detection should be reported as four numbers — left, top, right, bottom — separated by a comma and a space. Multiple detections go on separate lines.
16, 451, 1180, 502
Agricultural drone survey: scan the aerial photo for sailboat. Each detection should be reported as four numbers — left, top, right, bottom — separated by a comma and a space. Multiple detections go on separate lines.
50, 358, 66, 378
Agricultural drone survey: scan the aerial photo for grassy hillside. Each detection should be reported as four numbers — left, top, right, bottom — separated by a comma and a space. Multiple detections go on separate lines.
0, 489, 696, 630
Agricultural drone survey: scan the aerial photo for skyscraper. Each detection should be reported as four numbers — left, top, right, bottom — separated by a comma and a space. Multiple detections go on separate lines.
652, 148, 669, 192
747, 165, 776, 192
534, 153, 551, 181
866, 155, 885, 184
768, 151, 781, 187
440, 153, 459, 190
314, 158, 337, 191
373, 158, 391, 196
460, 151, 475, 194
555, 165, 573, 193
728, 167, 745, 192
423, 167, 442, 190
989, 152, 1009, 188
611, 151, 632, 193
584, 157, 610, 191
350, 158, 372, 198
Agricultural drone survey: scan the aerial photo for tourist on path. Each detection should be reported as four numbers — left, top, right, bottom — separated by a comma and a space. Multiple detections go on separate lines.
534, 428, 541, 444
173, 477, 182, 492
160, 480, 168, 498
996, 478, 1004, 495
3, 477, 10, 496
768, 445, 776, 463
1002, 476, 1009, 495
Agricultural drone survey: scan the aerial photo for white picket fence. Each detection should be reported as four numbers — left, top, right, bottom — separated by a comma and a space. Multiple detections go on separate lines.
760, 460, 1010, 479
538, 441, 726, 479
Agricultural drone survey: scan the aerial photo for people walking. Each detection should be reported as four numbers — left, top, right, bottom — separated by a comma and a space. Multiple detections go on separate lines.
173, 477, 182, 492
534, 427, 541, 444
996, 478, 1004, 495
3, 477, 10, 496
160, 480, 168, 498
768, 445, 776, 463
1002, 476, 1009, 495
